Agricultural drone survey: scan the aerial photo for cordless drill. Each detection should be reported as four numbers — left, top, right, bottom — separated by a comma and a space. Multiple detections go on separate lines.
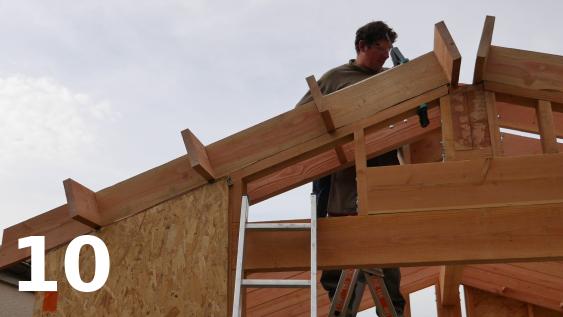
386, 34, 430, 128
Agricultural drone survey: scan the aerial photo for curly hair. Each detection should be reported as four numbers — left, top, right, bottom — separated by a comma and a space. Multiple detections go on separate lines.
355, 21, 398, 54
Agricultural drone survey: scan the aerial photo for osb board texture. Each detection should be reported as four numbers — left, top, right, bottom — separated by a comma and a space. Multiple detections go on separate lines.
33, 179, 229, 317
473, 288, 563, 317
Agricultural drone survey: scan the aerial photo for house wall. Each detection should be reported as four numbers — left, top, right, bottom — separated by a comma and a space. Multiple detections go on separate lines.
0, 281, 35, 317
472, 288, 563, 317
33, 179, 229, 316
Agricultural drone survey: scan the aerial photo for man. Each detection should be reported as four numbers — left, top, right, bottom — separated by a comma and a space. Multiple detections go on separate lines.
296, 21, 406, 317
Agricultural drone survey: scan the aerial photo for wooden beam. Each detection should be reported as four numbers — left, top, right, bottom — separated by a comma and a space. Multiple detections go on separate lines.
497, 102, 563, 138
63, 179, 101, 228
434, 21, 461, 86
440, 95, 456, 161
366, 153, 563, 214
448, 86, 473, 151
400, 266, 440, 294
231, 85, 448, 184
436, 282, 462, 317
484, 91, 503, 157
536, 100, 560, 154
464, 286, 475, 317
181, 128, 215, 181
502, 133, 563, 157
306, 75, 347, 164
485, 81, 563, 111
440, 265, 464, 305
404, 294, 411, 317
461, 275, 563, 312
236, 203, 563, 272
355, 129, 368, 216
410, 129, 444, 164
528, 303, 534, 317
473, 16, 495, 84
483, 45, 563, 93
0, 205, 92, 270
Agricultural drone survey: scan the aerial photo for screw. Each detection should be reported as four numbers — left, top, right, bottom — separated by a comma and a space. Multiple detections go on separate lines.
390, 125, 394, 129
439, 120, 442, 126
404, 119, 408, 123
498, 115, 501, 119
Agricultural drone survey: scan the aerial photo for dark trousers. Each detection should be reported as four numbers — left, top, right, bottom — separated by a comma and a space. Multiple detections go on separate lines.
321, 268, 405, 316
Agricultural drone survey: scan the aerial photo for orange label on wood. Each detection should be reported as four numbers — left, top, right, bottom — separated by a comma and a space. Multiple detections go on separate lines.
43, 291, 58, 312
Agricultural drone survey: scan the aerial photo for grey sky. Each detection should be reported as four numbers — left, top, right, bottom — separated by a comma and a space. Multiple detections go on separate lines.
1, 1, 562, 315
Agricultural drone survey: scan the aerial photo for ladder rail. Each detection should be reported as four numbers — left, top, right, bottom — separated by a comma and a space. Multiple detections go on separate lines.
232, 195, 250, 317
310, 194, 317, 317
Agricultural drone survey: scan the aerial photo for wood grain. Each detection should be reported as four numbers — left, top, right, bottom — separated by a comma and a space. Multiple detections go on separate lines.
63, 178, 101, 228
485, 81, 563, 112
366, 153, 563, 214
536, 100, 560, 154
235, 203, 563, 272
182, 128, 215, 181
484, 91, 503, 157
473, 16, 495, 84
434, 21, 461, 86
440, 95, 457, 161
502, 133, 563, 157
497, 102, 563, 138
355, 129, 368, 216
441, 265, 464, 305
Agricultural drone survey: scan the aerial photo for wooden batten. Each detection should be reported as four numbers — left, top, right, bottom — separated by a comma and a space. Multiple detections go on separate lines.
497, 101, 563, 138
63, 178, 101, 228
484, 81, 563, 111
473, 16, 495, 84
354, 129, 368, 216
182, 128, 215, 181
440, 265, 464, 305
434, 21, 461, 86
536, 100, 560, 154
306, 75, 347, 164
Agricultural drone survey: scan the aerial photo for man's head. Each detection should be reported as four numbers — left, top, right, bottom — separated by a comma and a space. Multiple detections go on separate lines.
354, 21, 398, 71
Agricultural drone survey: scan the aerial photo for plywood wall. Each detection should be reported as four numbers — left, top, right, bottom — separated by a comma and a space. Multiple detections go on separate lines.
33, 179, 229, 316
472, 288, 563, 317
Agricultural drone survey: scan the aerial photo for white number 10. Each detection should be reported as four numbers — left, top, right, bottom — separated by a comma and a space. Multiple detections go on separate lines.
18, 236, 110, 292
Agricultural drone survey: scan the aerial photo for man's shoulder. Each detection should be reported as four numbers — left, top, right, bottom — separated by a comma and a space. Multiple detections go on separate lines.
318, 63, 352, 81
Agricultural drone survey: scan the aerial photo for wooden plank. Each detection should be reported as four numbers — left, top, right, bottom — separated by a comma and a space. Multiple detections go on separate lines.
404, 294, 411, 317
355, 129, 368, 216
400, 266, 441, 294
497, 102, 563, 138
306, 75, 335, 132
231, 86, 448, 184
461, 275, 563, 312
207, 52, 448, 179
401, 144, 411, 165
471, 263, 563, 292
440, 95, 457, 161
440, 265, 464, 305
181, 128, 215, 181
464, 286, 475, 317
483, 45, 563, 93
484, 81, 563, 109
410, 129, 444, 164
473, 16, 495, 84
484, 91, 503, 157
0, 205, 92, 270
511, 262, 563, 280
528, 303, 534, 317
502, 133, 563, 157
235, 203, 563, 272
63, 178, 101, 228
536, 100, 560, 154
367, 153, 563, 214
434, 21, 461, 86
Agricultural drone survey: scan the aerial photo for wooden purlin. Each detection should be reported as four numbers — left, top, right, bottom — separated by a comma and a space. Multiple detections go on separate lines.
63, 178, 101, 228
473, 16, 495, 84
497, 101, 563, 138
434, 21, 462, 86
485, 81, 563, 112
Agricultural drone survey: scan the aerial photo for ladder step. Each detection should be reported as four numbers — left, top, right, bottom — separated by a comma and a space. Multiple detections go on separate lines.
246, 223, 311, 231
242, 279, 311, 288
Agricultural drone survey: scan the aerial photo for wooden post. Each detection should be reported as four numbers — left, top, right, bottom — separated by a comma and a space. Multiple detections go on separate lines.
536, 100, 559, 154
440, 265, 464, 305
404, 293, 412, 317
354, 129, 368, 216
528, 303, 534, 317
63, 179, 101, 228
484, 91, 503, 157
464, 286, 475, 317
473, 16, 495, 84
440, 95, 457, 161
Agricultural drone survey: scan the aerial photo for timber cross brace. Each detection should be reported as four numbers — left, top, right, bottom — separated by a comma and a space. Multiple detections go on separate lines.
3, 16, 563, 316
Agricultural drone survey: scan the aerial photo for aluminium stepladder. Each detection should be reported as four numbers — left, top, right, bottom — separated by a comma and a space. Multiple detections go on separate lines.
232, 194, 317, 317
328, 268, 398, 317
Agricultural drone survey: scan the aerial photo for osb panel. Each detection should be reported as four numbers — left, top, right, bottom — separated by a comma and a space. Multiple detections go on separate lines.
33, 179, 229, 317
473, 288, 563, 317
473, 288, 528, 317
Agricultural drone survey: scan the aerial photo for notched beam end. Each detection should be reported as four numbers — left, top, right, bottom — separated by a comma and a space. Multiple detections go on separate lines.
434, 21, 461, 87
181, 128, 215, 182
306, 75, 336, 132
473, 15, 496, 84
63, 178, 101, 228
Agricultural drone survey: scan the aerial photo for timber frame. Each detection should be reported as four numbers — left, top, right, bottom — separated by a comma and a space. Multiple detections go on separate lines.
3, 16, 563, 316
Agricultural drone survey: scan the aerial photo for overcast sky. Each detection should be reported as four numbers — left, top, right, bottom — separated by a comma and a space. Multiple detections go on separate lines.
1, 1, 562, 316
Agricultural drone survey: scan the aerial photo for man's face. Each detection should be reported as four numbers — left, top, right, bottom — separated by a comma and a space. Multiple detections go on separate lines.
358, 38, 391, 71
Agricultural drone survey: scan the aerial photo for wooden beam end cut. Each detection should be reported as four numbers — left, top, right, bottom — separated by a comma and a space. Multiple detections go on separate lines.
63, 178, 101, 228
434, 21, 461, 87
181, 128, 215, 182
